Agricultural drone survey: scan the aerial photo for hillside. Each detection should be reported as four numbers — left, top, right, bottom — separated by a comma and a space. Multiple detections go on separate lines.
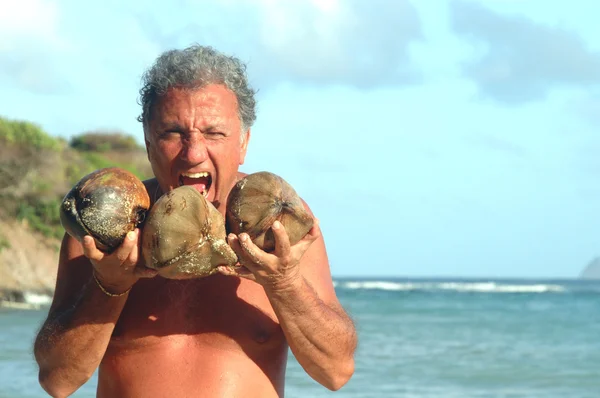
0, 116, 153, 304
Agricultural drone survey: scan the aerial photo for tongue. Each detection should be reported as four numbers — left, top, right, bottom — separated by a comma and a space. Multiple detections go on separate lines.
181, 176, 208, 194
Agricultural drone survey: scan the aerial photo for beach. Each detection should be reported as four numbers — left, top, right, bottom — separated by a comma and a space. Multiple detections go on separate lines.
2, 277, 600, 397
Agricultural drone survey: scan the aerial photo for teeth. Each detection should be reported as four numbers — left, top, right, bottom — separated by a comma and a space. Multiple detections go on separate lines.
181, 172, 209, 178
179, 172, 211, 196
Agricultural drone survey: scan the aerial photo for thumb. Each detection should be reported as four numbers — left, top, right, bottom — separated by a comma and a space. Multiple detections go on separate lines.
135, 267, 159, 278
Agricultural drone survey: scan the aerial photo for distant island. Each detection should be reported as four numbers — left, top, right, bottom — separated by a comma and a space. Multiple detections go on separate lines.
580, 257, 600, 279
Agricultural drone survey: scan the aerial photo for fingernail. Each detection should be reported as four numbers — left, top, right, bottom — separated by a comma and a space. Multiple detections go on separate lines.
83, 236, 93, 245
240, 234, 248, 242
273, 221, 281, 229
127, 231, 136, 241
228, 233, 236, 241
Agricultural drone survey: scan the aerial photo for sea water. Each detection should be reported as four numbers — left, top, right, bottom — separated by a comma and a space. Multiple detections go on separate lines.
1, 278, 599, 397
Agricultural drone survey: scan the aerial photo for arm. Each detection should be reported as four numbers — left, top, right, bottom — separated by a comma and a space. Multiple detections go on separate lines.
34, 231, 156, 398
220, 214, 357, 390
264, 228, 356, 391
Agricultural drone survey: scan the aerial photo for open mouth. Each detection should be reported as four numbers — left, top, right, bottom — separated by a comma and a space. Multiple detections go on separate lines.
179, 171, 212, 198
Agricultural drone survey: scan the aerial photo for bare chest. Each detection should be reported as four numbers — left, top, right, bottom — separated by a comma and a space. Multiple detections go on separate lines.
112, 275, 284, 351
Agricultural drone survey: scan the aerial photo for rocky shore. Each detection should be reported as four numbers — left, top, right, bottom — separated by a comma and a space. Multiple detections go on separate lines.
0, 217, 59, 309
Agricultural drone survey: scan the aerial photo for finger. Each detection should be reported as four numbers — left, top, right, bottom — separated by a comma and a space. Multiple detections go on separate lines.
227, 233, 244, 257
134, 266, 159, 278
271, 220, 291, 258
82, 235, 104, 262
125, 229, 140, 266
217, 265, 257, 281
113, 230, 138, 263
293, 218, 321, 253
228, 234, 259, 271
238, 233, 270, 270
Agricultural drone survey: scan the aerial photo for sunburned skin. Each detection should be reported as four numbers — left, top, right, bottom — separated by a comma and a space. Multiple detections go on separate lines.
34, 81, 355, 398
103, 85, 287, 396
92, 177, 288, 398
145, 85, 249, 215
98, 259, 288, 397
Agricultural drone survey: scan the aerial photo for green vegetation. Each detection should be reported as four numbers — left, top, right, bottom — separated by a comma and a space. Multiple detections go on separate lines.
70, 132, 142, 152
0, 116, 153, 241
0, 117, 62, 150
0, 234, 10, 253
16, 199, 63, 240
81, 152, 147, 178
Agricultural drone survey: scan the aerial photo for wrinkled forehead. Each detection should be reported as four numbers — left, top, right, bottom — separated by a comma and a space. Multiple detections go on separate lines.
147, 85, 241, 131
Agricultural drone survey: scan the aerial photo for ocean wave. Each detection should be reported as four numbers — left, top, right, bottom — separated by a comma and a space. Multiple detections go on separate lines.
23, 292, 53, 306
0, 291, 53, 310
335, 281, 567, 293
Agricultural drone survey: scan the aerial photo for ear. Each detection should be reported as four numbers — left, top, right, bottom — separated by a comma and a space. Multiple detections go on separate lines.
143, 127, 152, 158
239, 128, 251, 165
144, 137, 152, 160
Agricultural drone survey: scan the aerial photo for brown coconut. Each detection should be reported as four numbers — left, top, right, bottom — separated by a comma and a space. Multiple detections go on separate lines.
226, 171, 314, 252
59, 167, 150, 253
142, 185, 237, 279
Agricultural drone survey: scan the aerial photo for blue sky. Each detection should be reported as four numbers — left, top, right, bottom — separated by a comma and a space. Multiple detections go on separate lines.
2, 0, 600, 278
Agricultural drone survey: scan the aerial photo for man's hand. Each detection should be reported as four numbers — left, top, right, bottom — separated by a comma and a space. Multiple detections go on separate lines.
219, 219, 320, 291
82, 229, 157, 294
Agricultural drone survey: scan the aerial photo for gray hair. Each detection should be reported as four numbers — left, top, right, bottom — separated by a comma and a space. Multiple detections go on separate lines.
137, 44, 257, 132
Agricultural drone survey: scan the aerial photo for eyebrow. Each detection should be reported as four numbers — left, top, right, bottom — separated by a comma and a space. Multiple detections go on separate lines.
157, 122, 185, 131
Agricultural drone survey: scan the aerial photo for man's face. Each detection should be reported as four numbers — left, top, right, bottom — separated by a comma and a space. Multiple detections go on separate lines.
145, 84, 250, 214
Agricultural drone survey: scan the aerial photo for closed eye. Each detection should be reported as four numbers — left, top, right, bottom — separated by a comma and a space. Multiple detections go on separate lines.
158, 130, 183, 140
204, 131, 226, 139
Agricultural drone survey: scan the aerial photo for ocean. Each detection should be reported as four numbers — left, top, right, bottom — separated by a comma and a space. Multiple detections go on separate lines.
1, 278, 599, 397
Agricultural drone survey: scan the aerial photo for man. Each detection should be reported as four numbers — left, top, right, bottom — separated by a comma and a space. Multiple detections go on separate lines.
34, 45, 357, 397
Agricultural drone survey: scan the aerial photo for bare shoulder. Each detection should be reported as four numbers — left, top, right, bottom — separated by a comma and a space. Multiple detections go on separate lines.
297, 198, 339, 306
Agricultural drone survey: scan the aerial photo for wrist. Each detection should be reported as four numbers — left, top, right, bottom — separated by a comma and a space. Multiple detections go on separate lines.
92, 272, 134, 297
265, 273, 304, 295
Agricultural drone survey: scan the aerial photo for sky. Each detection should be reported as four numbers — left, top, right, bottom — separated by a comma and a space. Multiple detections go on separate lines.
1, 0, 600, 278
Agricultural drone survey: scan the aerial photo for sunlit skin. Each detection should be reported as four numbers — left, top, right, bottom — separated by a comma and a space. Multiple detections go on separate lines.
34, 84, 356, 398
145, 84, 250, 213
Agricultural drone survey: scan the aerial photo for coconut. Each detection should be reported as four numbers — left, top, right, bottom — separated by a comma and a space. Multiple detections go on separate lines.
226, 172, 314, 252
60, 167, 150, 253
142, 185, 237, 279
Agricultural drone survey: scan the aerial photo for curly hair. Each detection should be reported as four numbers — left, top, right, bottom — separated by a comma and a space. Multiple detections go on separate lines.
137, 45, 257, 132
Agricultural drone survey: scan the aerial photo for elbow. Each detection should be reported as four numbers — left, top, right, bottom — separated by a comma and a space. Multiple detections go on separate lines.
34, 341, 96, 397
38, 368, 91, 398
323, 357, 355, 391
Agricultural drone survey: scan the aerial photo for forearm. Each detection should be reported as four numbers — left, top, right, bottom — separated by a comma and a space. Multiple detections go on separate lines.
266, 277, 357, 390
34, 278, 128, 397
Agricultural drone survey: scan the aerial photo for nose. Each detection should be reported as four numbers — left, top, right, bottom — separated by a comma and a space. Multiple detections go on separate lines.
182, 133, 208, 164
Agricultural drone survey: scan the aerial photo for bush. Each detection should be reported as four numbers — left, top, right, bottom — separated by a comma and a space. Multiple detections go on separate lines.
0, 234, 10, 252
16, 198, 64, 240
81, 153, 148, 181
70, 132, 142, 152
0, 116, 61, 151
0, 118, 151, 242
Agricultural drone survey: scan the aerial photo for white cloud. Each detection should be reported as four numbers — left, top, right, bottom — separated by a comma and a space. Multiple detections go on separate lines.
0, 0, 63, 49
0, 0, 73, 94
450, 0, 600, 103
135, 0, 423, 89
